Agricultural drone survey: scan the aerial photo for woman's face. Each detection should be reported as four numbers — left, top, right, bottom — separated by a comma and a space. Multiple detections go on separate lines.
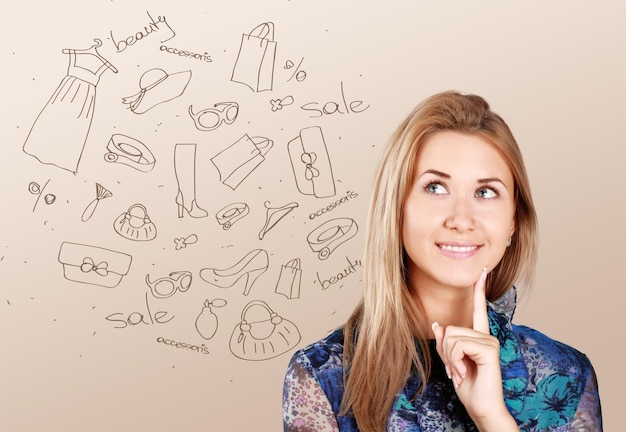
402, 131, 516, 293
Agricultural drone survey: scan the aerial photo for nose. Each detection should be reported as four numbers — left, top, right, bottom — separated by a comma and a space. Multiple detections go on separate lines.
443, 195, 476, 232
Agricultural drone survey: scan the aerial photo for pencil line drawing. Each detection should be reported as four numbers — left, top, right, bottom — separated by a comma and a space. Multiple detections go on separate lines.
288, 126, 336, 198
270, 95, 294, 112
210, 134, 273, 190
215, 202, 249, 230
146, 271, 192, 299
28, 180, 55, 212
104, 134, 156, 172
81, 183, 113, 222
199, 248, 269, 296
231, 22, 277, 92
275, 258, 302, 300
22, 38, 117, 174
188, 102, 239, 131
174, 234, 198, 250
113, 203, 157, 241
229, 300, 301, 361
259, 200, 298, 240
174, 143, 208, 218
195, 298, 227, 340
58, 241, 132, 288
122, 68, 191, 114
307, 217, 358, 260
285, 58, 306, 82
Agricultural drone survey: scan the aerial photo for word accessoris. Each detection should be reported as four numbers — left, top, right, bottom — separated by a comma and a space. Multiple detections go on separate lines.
156, 337, 210, 355
315, 256, 362, 290
109, 11, 176, 53
160, 45, 212, 63
309, 190, 358, 220
300, 81, 370, 118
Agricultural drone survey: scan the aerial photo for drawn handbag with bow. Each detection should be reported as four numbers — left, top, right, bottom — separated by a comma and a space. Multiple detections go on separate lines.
275, 258, 302, 299
229, 300, 301, 361
58, 242, 132, 288
113, 203, 157, 241
288, 126, 336, 198
231, 22, 277, 92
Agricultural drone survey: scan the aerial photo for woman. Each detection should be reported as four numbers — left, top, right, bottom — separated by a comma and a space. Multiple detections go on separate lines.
282, 91, 602, 431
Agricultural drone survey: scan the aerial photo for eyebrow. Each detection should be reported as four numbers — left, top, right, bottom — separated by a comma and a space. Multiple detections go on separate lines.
418, 169, 509, 190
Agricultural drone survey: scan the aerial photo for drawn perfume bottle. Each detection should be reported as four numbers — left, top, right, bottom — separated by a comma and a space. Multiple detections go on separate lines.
195, 298, 227, 340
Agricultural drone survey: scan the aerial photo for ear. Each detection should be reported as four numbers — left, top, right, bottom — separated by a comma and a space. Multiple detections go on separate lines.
509, 218, 517, 237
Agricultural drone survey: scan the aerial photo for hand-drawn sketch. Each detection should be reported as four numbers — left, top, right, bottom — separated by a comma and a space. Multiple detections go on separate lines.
58, 241, 132, 288
285, 58, 306, 82
258, 200, 298, 240
175, 143, 208, 218
275, 258, 302, 299
270, 95, 294, 112
188, 102, 239, 131
288, 126, 336, 198
199, 248, 268, 296
81, 183, 113, 222
113, 203, 157, 241
195, 298, 227, 340
22, 38, 118, 174
122, 68, 191, 114
146, 271, 192, 299
307, 217, 358, 260
210, 134, 273, 190
231, 22, 277, 92
104, 134, 156, 172
215, 202, 249, 230
229, 300, 301, 361
174, 234, 198, 250
28, 180, 56, 212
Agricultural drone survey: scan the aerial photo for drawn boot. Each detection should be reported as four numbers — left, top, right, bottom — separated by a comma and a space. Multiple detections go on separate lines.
174, 143, 208, 218
199, 249, 269, 296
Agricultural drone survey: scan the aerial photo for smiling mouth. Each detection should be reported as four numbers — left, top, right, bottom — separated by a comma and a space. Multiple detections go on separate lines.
438, 244, 478, 252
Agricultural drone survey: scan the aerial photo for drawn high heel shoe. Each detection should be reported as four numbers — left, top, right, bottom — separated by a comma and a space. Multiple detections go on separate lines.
174, 143, 208, 218
199, 249, 269, 296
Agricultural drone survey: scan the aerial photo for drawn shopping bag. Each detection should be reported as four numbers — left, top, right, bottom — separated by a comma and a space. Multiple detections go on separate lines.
210, 134, 273, 190
275, 258, 302, 299
231, 22, 277, 92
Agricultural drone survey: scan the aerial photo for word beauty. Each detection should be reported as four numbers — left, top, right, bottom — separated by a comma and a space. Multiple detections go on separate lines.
109, 11, 176, 53
300, 81, 370, 118
105, 292, 174, 329
315, 256, 362, 290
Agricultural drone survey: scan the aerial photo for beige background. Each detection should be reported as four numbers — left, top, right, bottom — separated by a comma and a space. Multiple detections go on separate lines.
0, 1, 622, 431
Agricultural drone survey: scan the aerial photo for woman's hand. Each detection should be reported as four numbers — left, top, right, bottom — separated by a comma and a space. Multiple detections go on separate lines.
432, 268, 519, 431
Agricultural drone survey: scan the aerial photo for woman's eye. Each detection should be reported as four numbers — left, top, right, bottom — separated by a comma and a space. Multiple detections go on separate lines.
425, 182, 447, 194
476, 187, 498, 199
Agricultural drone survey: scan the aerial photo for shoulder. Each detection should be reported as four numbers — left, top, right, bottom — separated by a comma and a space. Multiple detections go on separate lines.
513, 324, 594, 377
289, 327, 346, 374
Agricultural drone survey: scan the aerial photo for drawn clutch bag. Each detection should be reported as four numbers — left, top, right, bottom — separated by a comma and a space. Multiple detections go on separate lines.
287, 126, 336, 198
58, 242, 132, 288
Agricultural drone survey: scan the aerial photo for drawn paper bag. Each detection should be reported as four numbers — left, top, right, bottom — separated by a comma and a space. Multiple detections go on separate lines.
288, 126, 336, 198
211, 134, 273, 190
231, 22, 277, 92
275, 258, 302, 299
58, 242, 132, 288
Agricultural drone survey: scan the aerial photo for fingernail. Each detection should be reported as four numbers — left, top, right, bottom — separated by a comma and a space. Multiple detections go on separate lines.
452, 374, 459, 389
482, 266, 487, 279
445, 365, 451, 379
431, 321, 439, 331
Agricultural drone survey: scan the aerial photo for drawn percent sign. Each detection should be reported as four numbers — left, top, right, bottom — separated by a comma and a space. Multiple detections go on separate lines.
285, 58, 306, 82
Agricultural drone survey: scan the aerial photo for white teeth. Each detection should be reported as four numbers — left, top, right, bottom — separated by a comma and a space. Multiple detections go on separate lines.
439, 245, 477, 252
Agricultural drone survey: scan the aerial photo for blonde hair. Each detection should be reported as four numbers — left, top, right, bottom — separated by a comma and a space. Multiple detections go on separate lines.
341, 91, 538, 431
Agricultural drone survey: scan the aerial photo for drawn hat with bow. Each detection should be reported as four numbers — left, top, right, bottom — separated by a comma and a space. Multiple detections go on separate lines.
287, 126, 336, 198
122, 68, 191, 114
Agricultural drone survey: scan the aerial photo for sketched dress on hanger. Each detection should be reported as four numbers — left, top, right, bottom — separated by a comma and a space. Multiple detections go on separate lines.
23, 39, 117, 174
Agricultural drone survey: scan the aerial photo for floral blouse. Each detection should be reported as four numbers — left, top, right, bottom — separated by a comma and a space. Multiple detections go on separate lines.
282, 288, 602, 431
